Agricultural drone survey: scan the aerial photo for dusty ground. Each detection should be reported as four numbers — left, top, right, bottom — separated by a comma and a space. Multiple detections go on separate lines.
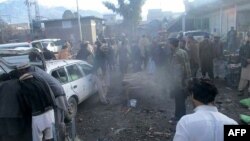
75, 70, 250, 141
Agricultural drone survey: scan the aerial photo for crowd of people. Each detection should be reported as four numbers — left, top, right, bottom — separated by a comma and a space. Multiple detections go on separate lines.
1, 25, 250, 140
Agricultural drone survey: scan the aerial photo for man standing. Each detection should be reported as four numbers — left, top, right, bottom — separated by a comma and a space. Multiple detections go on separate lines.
139, 35, 150, 69
118, 39, 130, 77
168, 38, 191, 123
27, 65, 70, 140
43, 47, 56, 60
199, 35, 214, 80
17, 64, 55, 141
173, 78, 237, 141
238, 36, 250, 96
213, 35, 224, 79
227, 26, 237, 52
93, 40, 110, 104
76, 42, 91, 61
186, 35, 199, 77
0, 78, 32, 141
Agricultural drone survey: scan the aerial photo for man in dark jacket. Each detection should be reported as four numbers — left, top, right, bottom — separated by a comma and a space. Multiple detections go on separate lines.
17, 63, 55, 141
0, 79, 32, 141
43, 47, 56, 60
199, 35, 214, 80
76, 42, 91, 61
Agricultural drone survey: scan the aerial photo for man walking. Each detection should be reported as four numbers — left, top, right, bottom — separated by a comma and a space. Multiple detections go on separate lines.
173, 78, 237, 141
199, 35, 214, 80
168, 38, 191, 123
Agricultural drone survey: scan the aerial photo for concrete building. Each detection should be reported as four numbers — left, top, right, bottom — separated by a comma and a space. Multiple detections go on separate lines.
147, 9, 172, 22
42, 16, 103, 46
185, 0, 250, 37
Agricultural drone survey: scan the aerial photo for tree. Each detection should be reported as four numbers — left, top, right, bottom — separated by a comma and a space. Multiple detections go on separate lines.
62, 10, 75, 19
103, 0, 146, 33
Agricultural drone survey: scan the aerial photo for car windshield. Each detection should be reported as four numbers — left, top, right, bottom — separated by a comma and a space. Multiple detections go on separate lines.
42, 42, 49, 48
1, 0, 249, 141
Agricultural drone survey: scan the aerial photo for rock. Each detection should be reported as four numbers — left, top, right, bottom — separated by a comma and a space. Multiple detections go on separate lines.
114, 128, 126, 135
79, 118, 83, 122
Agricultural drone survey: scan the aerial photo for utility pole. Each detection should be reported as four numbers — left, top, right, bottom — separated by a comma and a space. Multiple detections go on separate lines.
76, 0, 83, 42
25, 0, 33, 34
34, 0, 40, 20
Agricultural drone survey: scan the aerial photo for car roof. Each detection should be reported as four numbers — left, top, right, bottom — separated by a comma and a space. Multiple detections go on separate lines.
31, 39, 60, 43
46, 60, 91, 72
0, 42, 31, 48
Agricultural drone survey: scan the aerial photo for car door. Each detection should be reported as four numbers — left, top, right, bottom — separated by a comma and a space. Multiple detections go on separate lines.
78, 63, 95, 95
66, 64, 89, 103
50, 67, 73, 100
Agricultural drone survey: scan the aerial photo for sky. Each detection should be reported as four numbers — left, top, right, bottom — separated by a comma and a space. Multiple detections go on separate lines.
0, 0, 185, 15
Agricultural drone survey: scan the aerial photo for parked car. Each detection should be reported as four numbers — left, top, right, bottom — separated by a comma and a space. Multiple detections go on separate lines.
0, 57, 97, 118
47, 60, 97, 118
31, 39, 62, 53
0, 42, 32, 56
182, 30, 210, 42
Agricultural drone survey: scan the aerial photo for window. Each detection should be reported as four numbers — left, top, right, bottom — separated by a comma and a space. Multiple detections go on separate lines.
51, 67, 69, 84
32, 42, 43, 50
42, 42, 49, 48
0, 66, 5, 76
78, 63, 92, 75
66, 64, 83, 81
62, 21, 72, 29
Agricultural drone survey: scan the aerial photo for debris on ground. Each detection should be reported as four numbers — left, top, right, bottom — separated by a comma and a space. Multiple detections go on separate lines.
146, 127, 171, 138
128, 99, 137, 107
114, 128, 127, 135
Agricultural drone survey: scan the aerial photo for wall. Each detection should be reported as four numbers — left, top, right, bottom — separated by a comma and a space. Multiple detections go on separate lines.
82, 20, 97, 44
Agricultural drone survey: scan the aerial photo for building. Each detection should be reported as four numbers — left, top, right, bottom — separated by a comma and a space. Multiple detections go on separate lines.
42, 16, 103, 46
184, 0, 250, 37
9, 23, 30, 31
103, 14, 117, 25
147, 9, 173, 22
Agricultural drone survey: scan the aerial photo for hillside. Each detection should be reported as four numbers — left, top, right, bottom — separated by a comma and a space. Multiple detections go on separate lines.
0, 0, 102, 23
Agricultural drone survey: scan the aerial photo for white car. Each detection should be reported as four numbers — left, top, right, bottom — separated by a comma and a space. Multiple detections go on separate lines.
0, 42, 32, 55
46, 60, 97, 117
31, 39, 62, 53
0, 58, 97, 118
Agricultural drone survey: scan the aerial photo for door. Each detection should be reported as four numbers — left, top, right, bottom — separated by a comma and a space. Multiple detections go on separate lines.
66, 64, 89, 102
78, 63, 96, 94
50, 67, 73, 100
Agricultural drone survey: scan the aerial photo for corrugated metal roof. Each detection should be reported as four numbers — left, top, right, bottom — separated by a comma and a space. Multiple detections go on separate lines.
42, 16, 103, 23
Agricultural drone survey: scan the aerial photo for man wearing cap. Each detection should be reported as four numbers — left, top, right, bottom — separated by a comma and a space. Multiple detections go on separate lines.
173, 79, 237, 141
17, 63, 55, 141
199, 35, 215, 80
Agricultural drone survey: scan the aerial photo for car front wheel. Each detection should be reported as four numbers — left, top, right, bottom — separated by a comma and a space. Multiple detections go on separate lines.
65, 97, 78, 121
